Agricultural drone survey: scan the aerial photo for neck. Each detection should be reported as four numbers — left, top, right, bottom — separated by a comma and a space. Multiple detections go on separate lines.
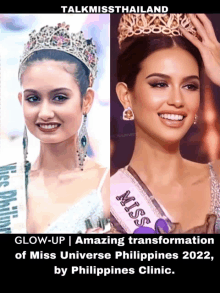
129, 129, 185, 185
33, 135, 79, 175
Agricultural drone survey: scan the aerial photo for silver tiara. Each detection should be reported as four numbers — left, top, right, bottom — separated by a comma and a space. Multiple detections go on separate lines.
19, 22, 98, 86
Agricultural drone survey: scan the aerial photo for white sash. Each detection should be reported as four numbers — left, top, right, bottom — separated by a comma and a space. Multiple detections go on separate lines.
110, 166, 172, 234
0, 161, 28, 233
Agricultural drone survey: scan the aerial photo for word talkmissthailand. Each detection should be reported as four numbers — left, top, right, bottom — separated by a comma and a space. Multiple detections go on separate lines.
61, 6, 169, 14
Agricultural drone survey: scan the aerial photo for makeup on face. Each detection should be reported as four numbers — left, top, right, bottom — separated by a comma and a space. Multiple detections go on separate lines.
144, 73, 200, 128
130, 47, 200, 142
36, 122, 61, 132
146, 73, 200, 91
20, 61, 83, 143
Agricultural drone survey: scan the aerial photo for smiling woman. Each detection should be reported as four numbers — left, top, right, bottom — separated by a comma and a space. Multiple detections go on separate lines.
119, 46, 201, 145
18, 58, 89, 146
0, 22, 110, 234
110, 14, 220, 234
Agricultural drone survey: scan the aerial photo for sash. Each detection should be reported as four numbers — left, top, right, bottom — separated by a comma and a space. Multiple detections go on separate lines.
110, 166, 173, 234
0, 161, 30, 234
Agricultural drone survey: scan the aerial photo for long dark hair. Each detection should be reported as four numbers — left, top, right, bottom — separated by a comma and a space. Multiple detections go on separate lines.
117, 34, 203, 90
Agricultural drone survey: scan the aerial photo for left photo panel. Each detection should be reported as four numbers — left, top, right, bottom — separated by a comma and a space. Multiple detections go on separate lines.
0, 14, 110, 233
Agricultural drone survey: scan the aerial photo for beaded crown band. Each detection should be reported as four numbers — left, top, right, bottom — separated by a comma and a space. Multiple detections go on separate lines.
118, 14, 198, 48
19, 22, 98, 86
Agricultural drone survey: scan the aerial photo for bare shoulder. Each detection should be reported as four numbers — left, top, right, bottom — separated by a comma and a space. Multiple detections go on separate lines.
85, 157, 106, 169
182, 159, 210, 183
85, 158, 110, 218
183, 159, 209, 170
84, 157, 109, 190
208, 159, 220, 177
84, 157, 109, 177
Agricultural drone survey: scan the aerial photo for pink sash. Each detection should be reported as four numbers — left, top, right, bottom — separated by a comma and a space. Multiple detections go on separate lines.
110, 166, 172, 234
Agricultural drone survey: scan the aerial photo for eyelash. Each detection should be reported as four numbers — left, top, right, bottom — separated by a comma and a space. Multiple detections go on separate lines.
25, 95, 68, 103
149, 82, 168, 88
184, 84, 199, 91
149, 82, 199, 91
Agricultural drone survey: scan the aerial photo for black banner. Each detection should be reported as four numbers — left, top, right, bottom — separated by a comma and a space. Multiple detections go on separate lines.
0, 4, 220, 14
0, 234, 219, 280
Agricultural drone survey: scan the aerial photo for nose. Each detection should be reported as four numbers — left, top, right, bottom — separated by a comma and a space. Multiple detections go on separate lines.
38, 100, 55, 120
167, 86, 184, 108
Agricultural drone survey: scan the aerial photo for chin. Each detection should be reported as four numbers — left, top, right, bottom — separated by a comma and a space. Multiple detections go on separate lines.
149, 129, 188, 146
40, 134, 77, 145
39, 138, 63, 144
29, 131, 70, 144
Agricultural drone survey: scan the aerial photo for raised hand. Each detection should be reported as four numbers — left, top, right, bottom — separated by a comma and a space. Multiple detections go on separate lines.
179, 14, 220, 86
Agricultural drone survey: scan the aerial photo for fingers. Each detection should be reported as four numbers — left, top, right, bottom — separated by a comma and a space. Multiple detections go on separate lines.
179, 25, 203, 51
195, 14, 219, 44
86, 227, 104, 234
179, 14, 219, 54
85, 217, 110, 233
188, 14, 214, 47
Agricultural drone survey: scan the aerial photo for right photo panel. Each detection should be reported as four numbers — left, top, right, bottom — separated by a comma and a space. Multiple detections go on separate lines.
110, 13, 220, 234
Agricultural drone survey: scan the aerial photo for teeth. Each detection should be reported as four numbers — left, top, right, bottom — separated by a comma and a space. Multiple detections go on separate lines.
39, 124, 59, 129
159, 114, 184, 121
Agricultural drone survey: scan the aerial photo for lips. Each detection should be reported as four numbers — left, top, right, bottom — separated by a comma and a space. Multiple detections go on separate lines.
158, 113, 185, 121
158, 110, 187, 119
36, 122, 61, 132
157, 111, 187, 128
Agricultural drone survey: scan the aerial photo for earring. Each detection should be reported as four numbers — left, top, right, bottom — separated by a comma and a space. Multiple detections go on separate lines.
194, 114, 198, 125
23, 125, 28, 163
123, 107, 134, 121
77, 113, 89, 171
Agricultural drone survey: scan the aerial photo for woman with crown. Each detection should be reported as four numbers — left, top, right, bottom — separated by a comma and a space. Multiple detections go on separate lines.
0, 22, 110, 234
110, 14, 220, 234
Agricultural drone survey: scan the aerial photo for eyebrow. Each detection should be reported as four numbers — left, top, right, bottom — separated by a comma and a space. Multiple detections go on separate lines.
146, 73, 200, 82
24, 87, 72, 94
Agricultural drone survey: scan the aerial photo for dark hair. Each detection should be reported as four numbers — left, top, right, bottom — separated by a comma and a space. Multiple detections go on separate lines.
19, 49, 90, 98
117, 34, 203, 90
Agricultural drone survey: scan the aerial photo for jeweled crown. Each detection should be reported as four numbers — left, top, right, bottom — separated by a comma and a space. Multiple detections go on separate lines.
118, 14, 198, 48
19, 22, 98, 86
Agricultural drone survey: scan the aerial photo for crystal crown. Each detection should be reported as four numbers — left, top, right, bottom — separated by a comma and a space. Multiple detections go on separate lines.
19, 22, 98, 86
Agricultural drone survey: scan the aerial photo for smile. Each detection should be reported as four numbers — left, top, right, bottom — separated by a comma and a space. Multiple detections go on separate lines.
36, 123, 61, 132
158, 113, 185, 121
39, 124, 60, 129
158, 112, 187, 128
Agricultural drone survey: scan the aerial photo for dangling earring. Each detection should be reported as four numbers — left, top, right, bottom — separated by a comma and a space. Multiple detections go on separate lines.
23, 125, 28, 163
194, 114, 198, 125
77, 113, 89, 171
123, 107, 134, 121
23, 125, 31, 198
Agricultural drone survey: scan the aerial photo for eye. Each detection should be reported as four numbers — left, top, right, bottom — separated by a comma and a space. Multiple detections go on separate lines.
26, 96, 40, 103
149, 81, 168, 88
53, 95, 68, 102
184, 83, 199, 91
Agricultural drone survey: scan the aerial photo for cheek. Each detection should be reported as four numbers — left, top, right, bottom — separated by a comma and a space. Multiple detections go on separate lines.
132, 86, 165, 113
58, 101, 83, 133
195, 92, 200, 107
22, 104, 38, 123
185, 92, 200, 112
62, 109, 82, 128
